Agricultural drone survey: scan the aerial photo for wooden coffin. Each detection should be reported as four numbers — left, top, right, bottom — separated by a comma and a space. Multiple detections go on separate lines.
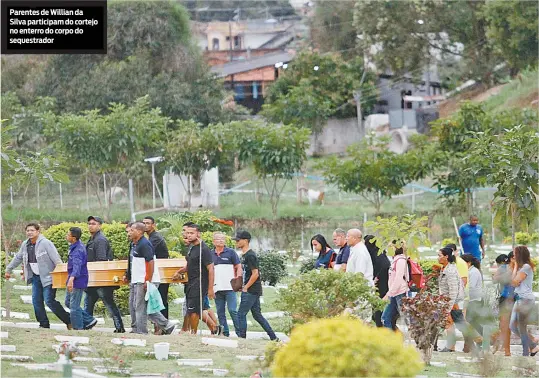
51, 258, 188, 289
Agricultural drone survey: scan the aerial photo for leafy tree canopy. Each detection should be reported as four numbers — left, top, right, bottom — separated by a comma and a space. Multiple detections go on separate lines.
261, 51, 377, 132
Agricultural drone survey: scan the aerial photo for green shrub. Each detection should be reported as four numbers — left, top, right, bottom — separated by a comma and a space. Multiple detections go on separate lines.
258, 251, 288, 286
168, 251, 182, 259
419, 260, 441, 278
158, 210, 234, 255
276, 269, 384, 324
515, 232, 539, 246
42, 222, 129, 261
299, 257, 316, 274
272, 317, 423, 377
263, 340, 285, 368
113, 285, 130, 315
441, 238, 455, 247
42, 222, 89, 261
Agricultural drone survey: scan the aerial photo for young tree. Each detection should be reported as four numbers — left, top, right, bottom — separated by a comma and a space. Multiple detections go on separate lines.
1, 122, 68, 316
44, 96, 169, 219
364, 214, 431, 258
466, 125, 538, 246
318, 133, 438, 213
164, 120, 232, 209
237, 122, 310, 217
431, 102, 487, 213
432, 103, 538, 214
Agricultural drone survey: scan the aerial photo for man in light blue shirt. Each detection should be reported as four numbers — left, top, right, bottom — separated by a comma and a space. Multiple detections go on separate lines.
458, 215, 485, 262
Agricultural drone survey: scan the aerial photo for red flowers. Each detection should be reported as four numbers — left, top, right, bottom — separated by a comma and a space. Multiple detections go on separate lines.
211, 217, 234, 227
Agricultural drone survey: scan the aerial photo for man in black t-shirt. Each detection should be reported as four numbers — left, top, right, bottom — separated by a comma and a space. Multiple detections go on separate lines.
235, 231, 278, 341
172, 224, 216, 334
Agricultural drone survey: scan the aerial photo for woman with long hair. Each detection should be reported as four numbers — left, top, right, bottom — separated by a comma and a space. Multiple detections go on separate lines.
381, 241, 409, 330
493, 253, 514, 356
438, 247, 482, 352
460, 254, 484, 336
510, 245, 537, 356
311, 234, 336, 269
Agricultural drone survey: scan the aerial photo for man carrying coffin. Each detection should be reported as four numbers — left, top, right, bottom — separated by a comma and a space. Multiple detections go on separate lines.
211, 232, 242, 337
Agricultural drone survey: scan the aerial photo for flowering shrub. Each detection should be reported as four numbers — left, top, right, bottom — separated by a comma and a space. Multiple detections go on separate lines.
401, 292, 451, 365
271, 317, 423, 377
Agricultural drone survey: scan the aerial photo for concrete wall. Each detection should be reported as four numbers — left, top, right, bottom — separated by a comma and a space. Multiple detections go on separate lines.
307, 118, 361, 156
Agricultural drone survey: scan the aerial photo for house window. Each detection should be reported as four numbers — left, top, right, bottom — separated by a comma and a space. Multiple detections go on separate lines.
212, 38, 220, 50
234, 36, 241, 49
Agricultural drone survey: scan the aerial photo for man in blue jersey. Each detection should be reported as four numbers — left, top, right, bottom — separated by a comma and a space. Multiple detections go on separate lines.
458, 215, 485, 264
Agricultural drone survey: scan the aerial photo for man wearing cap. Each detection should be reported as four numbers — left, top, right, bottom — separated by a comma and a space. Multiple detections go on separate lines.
85, 216, 125, 333
235, 231, 278, 341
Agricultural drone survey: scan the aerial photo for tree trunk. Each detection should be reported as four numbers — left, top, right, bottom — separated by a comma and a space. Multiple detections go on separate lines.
511, 204, 517, 248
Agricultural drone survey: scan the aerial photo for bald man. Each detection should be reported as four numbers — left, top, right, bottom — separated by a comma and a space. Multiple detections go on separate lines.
346, 229, 374, 285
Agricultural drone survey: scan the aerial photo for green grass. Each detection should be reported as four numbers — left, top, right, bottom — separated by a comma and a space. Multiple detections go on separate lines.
483, 69, 538, 112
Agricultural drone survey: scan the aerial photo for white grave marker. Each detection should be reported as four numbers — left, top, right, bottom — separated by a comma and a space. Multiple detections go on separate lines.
1, 345, 16, 352
54, 335, 90, 344
201, 337, 238, 348
177, 358, 213, 366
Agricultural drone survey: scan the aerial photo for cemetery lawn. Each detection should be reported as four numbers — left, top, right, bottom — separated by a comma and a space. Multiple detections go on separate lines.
1, 327, 268, 377
2, 326, 539, 377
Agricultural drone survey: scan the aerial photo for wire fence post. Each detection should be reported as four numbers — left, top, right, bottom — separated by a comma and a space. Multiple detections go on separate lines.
37, 181, 40, 210
9, 185, 13, 206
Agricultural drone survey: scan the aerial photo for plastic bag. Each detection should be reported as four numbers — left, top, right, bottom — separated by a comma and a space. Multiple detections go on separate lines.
145, 282, 165, 315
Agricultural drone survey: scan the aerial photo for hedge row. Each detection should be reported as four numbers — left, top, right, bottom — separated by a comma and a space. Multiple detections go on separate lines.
42, 222, 129, 261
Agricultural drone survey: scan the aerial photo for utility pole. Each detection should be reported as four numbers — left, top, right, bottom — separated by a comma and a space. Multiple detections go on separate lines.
354, 67, 368, 139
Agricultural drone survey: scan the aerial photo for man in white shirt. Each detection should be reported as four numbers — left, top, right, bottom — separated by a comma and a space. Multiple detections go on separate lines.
345, 229, 374, 285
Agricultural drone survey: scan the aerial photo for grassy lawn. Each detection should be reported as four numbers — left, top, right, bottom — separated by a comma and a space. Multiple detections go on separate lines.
3, 268, 539, 377
0, 327, 269, 377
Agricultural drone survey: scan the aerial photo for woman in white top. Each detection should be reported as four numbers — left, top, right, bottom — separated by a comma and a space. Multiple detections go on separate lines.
460, 254, 484, 337
510, 245, 537, 356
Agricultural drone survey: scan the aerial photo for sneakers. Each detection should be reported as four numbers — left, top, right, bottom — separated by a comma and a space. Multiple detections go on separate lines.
114, 328, 126, 333
211, 325, 223, 336
163, 324, 176, 335
84, 319, 98, 330
439, 347, 455, 352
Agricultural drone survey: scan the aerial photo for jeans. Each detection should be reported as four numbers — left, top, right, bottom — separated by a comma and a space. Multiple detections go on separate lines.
238, 292, 276, 340
510, 299, 536, 356
158, 283, 169, 319
84, 287, 124, 330
381, 293, 405, 329
446, 309, 480, 350
129, 283, 172, 334
65, 289, 96, 330
215, 291, 239, 337
31, 275, 71, 328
